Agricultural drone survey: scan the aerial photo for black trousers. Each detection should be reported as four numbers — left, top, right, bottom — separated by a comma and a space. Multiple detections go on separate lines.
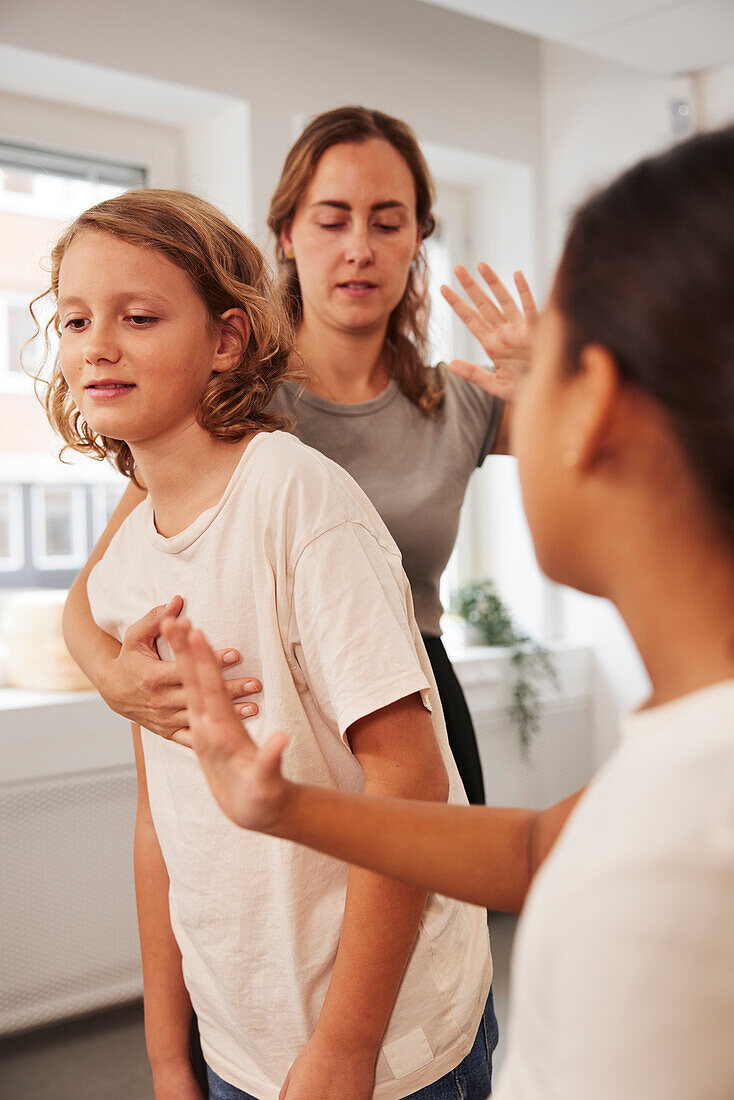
422, 634, 486, 806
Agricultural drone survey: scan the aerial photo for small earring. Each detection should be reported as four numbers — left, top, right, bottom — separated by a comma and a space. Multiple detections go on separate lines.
284, 247, 295, 260
562, 450, 579, 468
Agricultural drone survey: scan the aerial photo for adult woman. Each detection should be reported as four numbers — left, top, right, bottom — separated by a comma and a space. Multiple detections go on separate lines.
64, 106, 536, 808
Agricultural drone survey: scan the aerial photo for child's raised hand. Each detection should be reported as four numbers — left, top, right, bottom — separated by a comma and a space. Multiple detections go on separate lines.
440, 263, 538, 404
161, 616, 290, 834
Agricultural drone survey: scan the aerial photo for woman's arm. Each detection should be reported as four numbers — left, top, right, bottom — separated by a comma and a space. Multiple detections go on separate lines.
132, 724, 203, 1100
64, 481, 260, 742
163, 618, 583, 914
63, 480, 145, 687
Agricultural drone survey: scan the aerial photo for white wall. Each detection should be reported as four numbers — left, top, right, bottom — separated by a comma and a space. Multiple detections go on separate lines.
0, 0, 542, 249
537, 40, 690, 761
698, 62, 734, 128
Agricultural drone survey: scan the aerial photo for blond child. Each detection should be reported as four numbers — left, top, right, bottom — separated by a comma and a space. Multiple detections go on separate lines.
40, 189, 494, 1100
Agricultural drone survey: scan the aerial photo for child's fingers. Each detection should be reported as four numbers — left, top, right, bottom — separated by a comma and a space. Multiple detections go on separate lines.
255, 731, 289, 782
161, 617, 205, 716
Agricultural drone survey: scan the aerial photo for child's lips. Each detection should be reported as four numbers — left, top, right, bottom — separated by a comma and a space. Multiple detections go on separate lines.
85, 382, 136, 399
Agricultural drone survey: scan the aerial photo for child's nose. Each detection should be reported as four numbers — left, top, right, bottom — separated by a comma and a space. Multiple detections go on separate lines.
84, 323, 121, 364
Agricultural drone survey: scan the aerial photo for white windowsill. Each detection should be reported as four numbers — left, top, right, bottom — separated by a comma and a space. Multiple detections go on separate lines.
0, 642, 593, 786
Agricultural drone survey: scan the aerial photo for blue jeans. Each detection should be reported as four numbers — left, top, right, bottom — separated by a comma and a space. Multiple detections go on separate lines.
206, 988, 498, 1099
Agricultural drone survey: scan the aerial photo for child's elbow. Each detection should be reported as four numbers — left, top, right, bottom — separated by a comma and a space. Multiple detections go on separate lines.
417, 754, 450, 804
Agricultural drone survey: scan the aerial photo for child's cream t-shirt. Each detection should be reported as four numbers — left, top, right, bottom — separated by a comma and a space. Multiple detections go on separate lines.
88, 431, 492, 1100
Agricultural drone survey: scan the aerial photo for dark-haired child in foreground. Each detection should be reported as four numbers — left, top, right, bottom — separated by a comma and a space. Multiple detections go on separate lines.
165, 125, 734, 1100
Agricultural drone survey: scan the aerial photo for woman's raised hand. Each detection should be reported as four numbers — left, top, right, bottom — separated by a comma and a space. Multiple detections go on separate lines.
440, 263, 538, 403
162, 617, 290, 833
101, 595, 261, 745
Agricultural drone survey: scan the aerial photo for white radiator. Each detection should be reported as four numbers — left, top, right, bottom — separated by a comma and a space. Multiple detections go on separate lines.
0, 764, 141, 1035
0, 644, 593, 1036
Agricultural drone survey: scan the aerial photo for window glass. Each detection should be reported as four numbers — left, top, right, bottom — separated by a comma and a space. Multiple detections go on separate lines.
0, 144, 145, 588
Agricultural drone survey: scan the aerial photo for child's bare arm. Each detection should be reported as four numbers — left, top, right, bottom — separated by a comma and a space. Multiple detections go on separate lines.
132, 724, 203, 1099
163, 618, 584, 913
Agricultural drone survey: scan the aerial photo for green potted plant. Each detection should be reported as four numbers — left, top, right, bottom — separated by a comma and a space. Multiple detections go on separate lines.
450, 578, 558, 756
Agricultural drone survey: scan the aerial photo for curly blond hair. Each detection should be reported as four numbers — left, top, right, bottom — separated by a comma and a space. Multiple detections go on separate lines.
268, 106, 444, 418
32, 189, 294, 485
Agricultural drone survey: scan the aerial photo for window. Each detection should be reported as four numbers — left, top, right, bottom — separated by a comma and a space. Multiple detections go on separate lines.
0, 485, 24, 573
0, 141, 146, 588
31, 485, 88, 571
92, 484, 126, 542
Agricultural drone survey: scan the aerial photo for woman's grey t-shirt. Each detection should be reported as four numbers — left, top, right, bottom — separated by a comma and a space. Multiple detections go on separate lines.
269, 368, 503, 636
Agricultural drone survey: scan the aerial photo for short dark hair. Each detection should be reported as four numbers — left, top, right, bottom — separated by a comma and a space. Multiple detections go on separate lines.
555, 125, 734, 539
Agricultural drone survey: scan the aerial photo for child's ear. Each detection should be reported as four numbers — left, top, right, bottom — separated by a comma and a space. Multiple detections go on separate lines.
572, 343, 620, 472
213, 309, 251, 374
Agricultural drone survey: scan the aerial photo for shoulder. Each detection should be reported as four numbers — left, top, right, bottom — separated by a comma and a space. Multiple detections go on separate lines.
247, 430, 394, 550
433, 361, 496, 420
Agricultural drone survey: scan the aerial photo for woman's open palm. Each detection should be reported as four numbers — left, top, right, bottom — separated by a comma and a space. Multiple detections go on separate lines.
440, 263, 538, 403
162, 617, 289, 833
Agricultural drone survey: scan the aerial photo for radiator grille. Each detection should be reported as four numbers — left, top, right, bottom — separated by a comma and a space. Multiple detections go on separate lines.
475, 698, 595, 809
0, 695, 594, 1036
0, 767, 141, 1035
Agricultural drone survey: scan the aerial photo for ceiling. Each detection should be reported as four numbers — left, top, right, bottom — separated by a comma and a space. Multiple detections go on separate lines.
415, 0, 734, 74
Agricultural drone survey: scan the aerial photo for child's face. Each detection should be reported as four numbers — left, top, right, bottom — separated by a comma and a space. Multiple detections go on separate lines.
57, 231, 220, 447
512, 304, 590, 592
281, 139, 421, 338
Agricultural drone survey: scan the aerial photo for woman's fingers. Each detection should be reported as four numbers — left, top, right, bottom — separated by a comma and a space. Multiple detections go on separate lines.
171, 728, 194, 749
477, 263, 523, 322
225, 677, 262, 701
448, 359, 501, 397
454, 264, 504, 325
513, 270, 539, 323
440, 286, 496, 353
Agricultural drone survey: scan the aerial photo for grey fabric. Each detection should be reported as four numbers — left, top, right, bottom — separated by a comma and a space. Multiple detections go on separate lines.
269, 366, 503, 636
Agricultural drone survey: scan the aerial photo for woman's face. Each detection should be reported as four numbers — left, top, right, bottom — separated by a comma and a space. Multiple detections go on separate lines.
282, 139, 422, 337
57, 230, 220, 447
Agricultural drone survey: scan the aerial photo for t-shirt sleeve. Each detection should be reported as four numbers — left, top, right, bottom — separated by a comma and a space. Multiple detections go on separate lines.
288, 521, 432, 744
477, 389, 504, 465
437, 363, 504, 467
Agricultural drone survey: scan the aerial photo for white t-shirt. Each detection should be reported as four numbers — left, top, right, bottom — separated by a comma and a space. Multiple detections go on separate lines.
88, 431, 492, 1100
494, 679, 734, 1100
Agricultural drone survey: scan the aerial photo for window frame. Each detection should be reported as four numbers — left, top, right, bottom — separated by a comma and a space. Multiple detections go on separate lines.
30, 483, 88, 572
0, 484, 25, 573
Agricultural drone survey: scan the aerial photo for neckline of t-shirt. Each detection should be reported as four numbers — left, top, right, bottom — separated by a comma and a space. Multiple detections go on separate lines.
144, 431, 273, 554
621, 676, 734, 741
285, 377, 400, 417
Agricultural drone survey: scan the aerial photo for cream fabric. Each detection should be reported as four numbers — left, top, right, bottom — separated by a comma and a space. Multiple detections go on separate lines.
495, 679, 734, 1099
88, 431, 492, 1099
